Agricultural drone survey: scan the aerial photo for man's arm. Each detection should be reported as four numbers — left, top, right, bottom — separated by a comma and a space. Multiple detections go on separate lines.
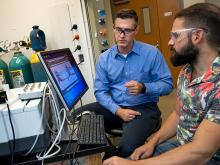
136, 119, 220, 165
131, 103, 180, 160
104, 119, 220, 165
148, 108, 180, 146
94, 57, 120, 114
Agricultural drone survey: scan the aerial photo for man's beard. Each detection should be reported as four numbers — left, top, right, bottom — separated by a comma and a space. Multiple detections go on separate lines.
170, 40, 199, 67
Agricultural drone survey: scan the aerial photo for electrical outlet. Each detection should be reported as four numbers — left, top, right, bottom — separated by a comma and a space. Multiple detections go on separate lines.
78, 54, 84, 63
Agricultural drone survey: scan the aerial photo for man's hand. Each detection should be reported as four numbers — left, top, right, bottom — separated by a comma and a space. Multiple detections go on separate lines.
124, 80, 144, 95
103, 156, 135, 165
130, 142, 155, 160
116, 108, 141, 122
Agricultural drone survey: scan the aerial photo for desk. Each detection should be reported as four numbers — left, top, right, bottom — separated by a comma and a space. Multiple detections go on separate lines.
0, 88, 113, 164
0, 139, 113, 165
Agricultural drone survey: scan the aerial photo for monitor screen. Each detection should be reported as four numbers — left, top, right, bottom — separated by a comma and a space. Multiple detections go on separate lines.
38, 48, 88, 111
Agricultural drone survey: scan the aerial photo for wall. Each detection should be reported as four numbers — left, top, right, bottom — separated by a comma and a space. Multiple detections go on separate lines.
0, 0, 96, 107
183, 0, 205, 7
1, 0, 219, 106
206, 0, 220, 6
85, 0, 115, 64
183, 0, 220, 8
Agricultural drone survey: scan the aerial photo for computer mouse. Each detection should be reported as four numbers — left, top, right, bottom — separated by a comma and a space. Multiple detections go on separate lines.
81, 110, 92, 115
76, 110, 92, 121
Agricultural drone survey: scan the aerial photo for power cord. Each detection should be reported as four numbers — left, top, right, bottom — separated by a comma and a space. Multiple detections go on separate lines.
35, 83, 80, 162
36, 84, 67, 161
0, 97, 19, 111
48, 85, 62, 139
36, 108, 66, 160
6, 99, 15, 165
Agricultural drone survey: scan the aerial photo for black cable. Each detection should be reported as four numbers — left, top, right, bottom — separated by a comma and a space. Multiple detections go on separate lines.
61, 131, 72, 164
72, 118, 80, 165
79, 98, 84, 112
6, 101, 15, 165
61, 117, 79, 165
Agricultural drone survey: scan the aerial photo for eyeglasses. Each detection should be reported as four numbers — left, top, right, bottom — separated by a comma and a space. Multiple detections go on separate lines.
114, 27, 136, 35
170, 28, 196, 40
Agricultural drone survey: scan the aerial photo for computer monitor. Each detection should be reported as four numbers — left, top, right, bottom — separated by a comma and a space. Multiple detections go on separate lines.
38, 48, 88, 112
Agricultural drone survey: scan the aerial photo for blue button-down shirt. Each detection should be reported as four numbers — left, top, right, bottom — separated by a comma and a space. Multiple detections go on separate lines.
94, 41, 173, 114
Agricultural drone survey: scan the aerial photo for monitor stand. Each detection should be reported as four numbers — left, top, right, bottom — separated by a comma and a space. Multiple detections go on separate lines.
60, 113, 78, 142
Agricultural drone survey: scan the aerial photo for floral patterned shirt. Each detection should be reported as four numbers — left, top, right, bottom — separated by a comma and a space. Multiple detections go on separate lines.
177, 56, 220, 159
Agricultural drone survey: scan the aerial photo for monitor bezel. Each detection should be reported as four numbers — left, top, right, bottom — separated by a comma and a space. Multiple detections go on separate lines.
38, 48, 89, 112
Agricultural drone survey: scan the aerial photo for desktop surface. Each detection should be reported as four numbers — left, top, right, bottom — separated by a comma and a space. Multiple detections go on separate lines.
0, 87, 112, 164
0, 48, 113, 164
0, 139, 113, 165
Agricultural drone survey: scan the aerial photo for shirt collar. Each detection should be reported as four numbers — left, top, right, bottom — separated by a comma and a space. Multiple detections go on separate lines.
112, 40, 140, 58
202, 55, 220, 82
184, 55, 220, 85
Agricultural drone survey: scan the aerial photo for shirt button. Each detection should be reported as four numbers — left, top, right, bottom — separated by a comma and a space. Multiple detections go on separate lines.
126, 61, 128, 63
125, 72, 128, 75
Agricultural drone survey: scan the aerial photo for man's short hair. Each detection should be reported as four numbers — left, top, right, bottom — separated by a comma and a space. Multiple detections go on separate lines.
114, 9, 138, 28
175, 3, 220, 49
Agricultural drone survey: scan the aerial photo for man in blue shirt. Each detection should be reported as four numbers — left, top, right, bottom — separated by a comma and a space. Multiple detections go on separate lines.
83, 9, 173, 158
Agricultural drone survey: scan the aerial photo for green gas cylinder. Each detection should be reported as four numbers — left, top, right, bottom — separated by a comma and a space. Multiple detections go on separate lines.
9, 51, 34, 88
0, 59, 12, 88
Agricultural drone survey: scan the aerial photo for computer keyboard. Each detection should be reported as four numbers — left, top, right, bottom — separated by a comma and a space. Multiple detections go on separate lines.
77, 114, 107, 145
